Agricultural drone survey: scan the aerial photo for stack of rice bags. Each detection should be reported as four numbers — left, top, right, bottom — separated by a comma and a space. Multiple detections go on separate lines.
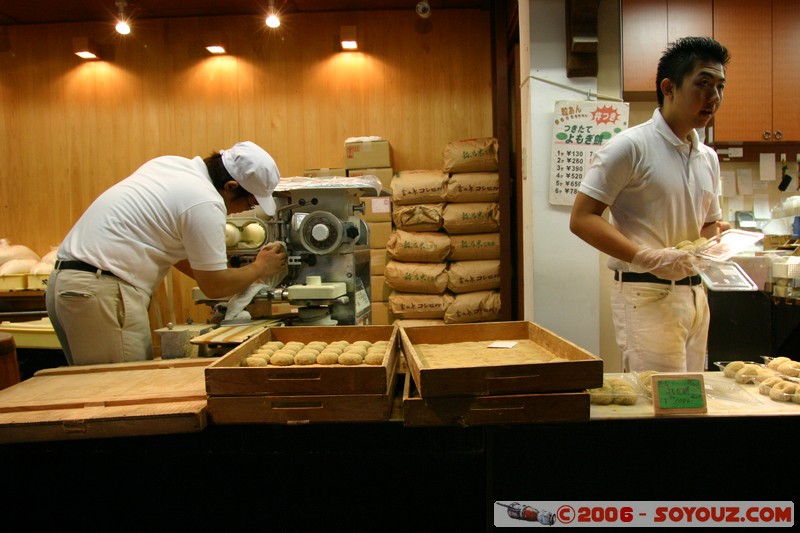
386, 137, 501, 325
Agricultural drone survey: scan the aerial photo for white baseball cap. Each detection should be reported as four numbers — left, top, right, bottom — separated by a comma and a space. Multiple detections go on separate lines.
220, 141, 280, 216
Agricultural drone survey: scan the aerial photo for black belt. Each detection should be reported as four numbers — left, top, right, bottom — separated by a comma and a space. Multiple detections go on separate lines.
615, 271, 702, 286
55, 260, 116, 277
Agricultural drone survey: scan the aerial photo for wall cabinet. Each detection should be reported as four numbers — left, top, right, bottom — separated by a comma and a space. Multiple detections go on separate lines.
713, 0, 800, 142
621, 0, 712, 100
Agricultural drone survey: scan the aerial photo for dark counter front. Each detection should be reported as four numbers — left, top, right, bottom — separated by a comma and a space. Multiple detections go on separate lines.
3, 415, 796, 531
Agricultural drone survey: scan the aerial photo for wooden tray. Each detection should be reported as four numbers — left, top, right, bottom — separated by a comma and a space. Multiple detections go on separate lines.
0, 359, 210, 443
400, 321, 602, 398
402, 373, 589, 426
205, 325, 398, 396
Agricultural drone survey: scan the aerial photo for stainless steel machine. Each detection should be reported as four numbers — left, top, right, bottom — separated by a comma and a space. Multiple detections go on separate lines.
196, 176, 383, 326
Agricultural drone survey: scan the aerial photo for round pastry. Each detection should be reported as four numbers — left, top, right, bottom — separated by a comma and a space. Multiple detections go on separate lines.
338, 353, 363, 366
225, 223, 241, 247
294, 351, 318, 365
588, 380, 614, 405
244, 355, 268, 367
723, 361, 746, 379
769, 381, 798, 402
767, 356, 791, 371
758, 376, 786, 396
734, 364, 761, 384
269, 353, 295, 366
364, 352, 385, 365
777, 361, 800, 377
344, 345, 367, 357
612, 386, 638, 406
319, 346, 343, 356
306, 341, 328, 350
265, 341, 285, 350
353, 340, 373, 348
317, 352, 340, 365
240, 222, 266, 247
284, 341, 305, 350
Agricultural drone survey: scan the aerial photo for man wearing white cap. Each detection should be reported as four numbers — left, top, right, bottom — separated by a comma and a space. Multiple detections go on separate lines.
46, 141, 287, 365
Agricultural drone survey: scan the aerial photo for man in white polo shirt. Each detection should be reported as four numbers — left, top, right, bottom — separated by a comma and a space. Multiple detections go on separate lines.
570, 37, 731, 373
47, 141, 286, 365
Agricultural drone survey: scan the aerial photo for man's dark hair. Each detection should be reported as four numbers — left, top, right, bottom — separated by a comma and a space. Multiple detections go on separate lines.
204, 152, 248, 199
656, 36, 730, 107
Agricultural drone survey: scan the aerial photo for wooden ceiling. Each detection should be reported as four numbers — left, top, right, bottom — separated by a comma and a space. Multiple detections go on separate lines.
0, 1, 489, 26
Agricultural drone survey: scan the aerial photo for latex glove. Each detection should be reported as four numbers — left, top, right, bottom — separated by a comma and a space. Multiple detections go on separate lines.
258, 241, 289, 288
630, 247, 698, 281
224, 282, 268, 322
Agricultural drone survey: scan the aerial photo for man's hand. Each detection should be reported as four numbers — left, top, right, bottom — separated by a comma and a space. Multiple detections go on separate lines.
630, 247, 698, 281
254, 242, 287, 279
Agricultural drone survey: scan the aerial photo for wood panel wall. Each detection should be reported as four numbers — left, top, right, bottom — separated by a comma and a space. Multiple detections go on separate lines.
0, 10, 493, 326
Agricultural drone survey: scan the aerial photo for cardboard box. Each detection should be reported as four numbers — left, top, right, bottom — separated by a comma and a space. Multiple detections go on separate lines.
370, 249, 389, 275
400, 321, 602, 398
370, 302, 394, 325
370, 275, 390, 302
368, 221, 393, 249
303, 167, 347, 177
361, 196, 392, 222
348, 167, 394, 191
345, 140, 391, 169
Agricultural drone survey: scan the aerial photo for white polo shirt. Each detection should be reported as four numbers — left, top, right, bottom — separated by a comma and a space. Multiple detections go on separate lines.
579, 108, 722, 272
59, 155, 229, 295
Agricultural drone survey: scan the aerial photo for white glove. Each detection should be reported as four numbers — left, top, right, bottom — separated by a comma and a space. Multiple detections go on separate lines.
630, 247, 698, 281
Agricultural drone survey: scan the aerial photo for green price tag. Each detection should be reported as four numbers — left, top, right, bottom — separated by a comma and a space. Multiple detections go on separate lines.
656, 378, 704, 409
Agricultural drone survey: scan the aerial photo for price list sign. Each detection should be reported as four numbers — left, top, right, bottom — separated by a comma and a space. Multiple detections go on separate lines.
549, 100, 629, 206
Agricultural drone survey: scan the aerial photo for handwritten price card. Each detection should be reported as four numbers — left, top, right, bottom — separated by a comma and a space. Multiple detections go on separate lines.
651, 373, 707, 416
548, 100, 629, 206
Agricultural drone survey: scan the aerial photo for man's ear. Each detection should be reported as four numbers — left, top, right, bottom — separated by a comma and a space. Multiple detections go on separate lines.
660, 78, 674, 97
222, 180, 240, 194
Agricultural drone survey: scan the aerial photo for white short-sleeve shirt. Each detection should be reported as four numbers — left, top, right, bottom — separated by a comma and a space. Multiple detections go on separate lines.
579, 108, 722, 272
59, 155, 228, 295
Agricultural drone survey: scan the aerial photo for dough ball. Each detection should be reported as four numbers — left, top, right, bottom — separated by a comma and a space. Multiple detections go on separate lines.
320, 346, 343, 356
240, 222, 266, 246
338, 353, 363, 366
255, 347, 276, 356
364, 352, 385, 365
353, 340, 373, 348
588, 380, 614, 405
294, 352, 318, 365
270, 353, 295, 366
225, 223, 241, 247
769, 381, 798, 402
331, 341, 350, 348
734, 364, 761, 384
344, 345, 367, 357
759, 376, 786, 396
767, 356, 791, 371
777, 361, 800, 377
723, 361, 746, 379
245, 355, 268, 367
306, 341, 328, 350
612, 384, 638, 406
285, 341, 305, 350
317, 352, 340, 365
265, 341, 285, 350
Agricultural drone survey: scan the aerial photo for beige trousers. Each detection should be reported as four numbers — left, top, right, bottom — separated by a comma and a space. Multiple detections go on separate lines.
611, 280, 709, 373
46, 269, 152, 366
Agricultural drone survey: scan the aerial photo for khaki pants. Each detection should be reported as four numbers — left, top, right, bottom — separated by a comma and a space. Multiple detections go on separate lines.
611, 280, 709, 373
46, 269, 152, 366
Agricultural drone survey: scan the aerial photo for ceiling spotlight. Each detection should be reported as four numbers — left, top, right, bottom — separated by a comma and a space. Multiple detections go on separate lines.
416, 1, 431, 19
340, 26, 358, 51
115, 0, 131, 35
266, 0, 280, 28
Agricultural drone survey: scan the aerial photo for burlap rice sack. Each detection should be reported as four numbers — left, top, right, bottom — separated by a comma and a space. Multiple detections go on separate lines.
385, 260, 448, 294
389, 291, 455, 319
393, 203, 445, 232
442, 137, 499, 173
390, 170, 448, 205
446, 172, 500, 202
442, 202, 500, 234
447, 233, 501, 261
446, 260, 501, 293
443, 290, 501, 324
387, 229, 451, 263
